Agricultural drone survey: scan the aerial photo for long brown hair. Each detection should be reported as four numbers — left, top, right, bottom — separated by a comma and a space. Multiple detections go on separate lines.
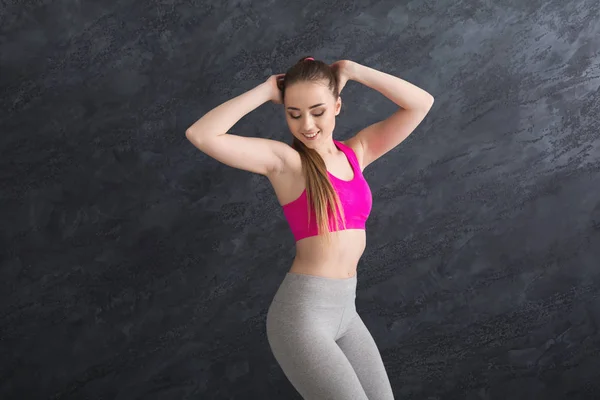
277, 56, 346, 243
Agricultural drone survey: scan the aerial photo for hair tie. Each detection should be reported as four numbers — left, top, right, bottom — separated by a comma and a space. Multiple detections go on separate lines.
304, 57, 314, 61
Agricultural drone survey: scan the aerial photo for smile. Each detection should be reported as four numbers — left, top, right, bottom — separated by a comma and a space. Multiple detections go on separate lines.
302, 131, 320, 139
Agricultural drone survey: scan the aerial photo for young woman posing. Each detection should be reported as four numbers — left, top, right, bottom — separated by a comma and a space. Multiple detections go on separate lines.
186, 57, 434, 399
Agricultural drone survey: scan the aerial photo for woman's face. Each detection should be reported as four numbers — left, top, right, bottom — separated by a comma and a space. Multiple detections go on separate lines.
283, 81, 341, 147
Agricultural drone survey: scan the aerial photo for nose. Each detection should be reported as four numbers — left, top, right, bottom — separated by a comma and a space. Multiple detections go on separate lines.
301, 120, 316, 132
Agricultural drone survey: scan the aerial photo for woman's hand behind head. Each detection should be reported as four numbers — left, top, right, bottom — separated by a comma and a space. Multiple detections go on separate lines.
265, 73, 286, 104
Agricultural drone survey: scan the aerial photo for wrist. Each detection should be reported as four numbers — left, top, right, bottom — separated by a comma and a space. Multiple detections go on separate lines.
256, 81, 273, 102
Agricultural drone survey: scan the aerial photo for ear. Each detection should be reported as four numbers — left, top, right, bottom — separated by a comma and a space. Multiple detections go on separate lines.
334, 96, 342, 116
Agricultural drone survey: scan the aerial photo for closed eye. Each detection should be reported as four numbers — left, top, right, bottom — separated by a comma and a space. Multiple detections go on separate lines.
290, 111, 325, 119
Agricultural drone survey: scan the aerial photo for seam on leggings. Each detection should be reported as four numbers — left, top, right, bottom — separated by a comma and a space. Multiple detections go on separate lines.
334, 306, 347, 339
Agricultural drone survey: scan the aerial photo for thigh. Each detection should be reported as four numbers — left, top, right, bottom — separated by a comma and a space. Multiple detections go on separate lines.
267, 305, 368, 400
336, 312, 395, 400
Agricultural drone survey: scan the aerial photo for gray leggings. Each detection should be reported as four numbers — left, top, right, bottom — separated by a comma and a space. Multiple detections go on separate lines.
266, 272, 395, 399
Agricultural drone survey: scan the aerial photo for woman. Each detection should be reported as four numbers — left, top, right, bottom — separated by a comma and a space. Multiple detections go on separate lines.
186, 57, 434, 399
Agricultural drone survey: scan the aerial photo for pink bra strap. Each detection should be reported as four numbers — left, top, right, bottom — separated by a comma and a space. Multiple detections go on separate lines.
334, 140, 360, 171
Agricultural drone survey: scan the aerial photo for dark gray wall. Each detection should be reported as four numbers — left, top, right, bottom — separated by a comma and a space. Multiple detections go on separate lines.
2, 0, 599, 399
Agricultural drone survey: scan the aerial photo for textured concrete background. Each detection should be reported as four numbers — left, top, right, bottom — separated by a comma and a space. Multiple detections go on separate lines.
1, 0, 600, 399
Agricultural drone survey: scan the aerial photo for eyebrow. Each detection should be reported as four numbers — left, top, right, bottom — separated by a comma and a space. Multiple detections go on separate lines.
286, 103, 325, 110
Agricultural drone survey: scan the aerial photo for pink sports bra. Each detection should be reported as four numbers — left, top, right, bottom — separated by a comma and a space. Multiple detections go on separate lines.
282, 140, 373, 241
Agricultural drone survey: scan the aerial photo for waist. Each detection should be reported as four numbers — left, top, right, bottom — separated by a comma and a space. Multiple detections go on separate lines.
291, 230, 366, 278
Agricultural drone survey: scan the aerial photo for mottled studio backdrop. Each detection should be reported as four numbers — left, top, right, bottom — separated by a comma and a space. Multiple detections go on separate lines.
1, 0, 600, 399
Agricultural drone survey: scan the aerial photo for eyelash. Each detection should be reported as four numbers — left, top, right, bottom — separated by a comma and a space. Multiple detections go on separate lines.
290, 111, 325, 119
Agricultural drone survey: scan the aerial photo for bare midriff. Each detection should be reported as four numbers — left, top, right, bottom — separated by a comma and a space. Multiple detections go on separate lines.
288, 229, 366, 279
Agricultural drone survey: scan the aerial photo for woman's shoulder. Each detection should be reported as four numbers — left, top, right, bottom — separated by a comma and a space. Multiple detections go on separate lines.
338, 137, 366, 172
266, 142, 304, 206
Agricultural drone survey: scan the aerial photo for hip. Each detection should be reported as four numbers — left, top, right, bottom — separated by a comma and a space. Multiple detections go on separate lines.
267, 271, 359, 341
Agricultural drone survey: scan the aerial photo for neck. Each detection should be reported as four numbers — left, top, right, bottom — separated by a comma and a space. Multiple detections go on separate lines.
314, 138, 338, 159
